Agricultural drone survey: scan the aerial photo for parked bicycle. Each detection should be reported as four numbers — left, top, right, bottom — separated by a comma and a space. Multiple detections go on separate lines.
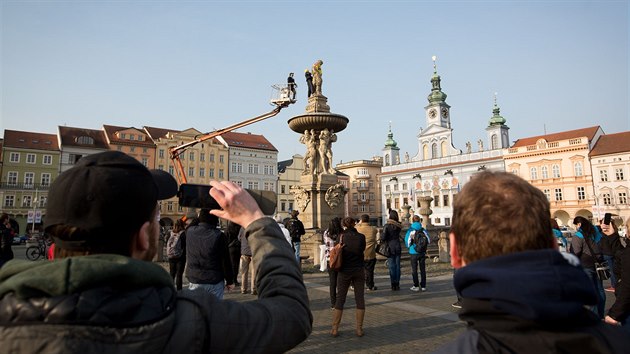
25, 235, 51, 261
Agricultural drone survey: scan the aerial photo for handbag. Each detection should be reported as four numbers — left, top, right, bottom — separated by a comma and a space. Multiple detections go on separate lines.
376, 241, 390, 258
329, 234, 344, 271
583, 236, 611, 281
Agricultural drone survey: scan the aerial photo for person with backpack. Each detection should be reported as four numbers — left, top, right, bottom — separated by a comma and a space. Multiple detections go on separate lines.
404, 215, 429, 292
571, 216, 606, 318
286, 210, 306, 264
167, 219, 187, 290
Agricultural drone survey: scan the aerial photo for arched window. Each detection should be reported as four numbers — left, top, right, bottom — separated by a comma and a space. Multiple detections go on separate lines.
552, 164, 561, 178
423, 144, 429, 160
385, 154, 390, 166
530, 167, 538, 180
491, 134, 498, 149
441, 141, 448, 157
574, 162, 583, 176
541, 166, 549, 179
432, 143, 438, 159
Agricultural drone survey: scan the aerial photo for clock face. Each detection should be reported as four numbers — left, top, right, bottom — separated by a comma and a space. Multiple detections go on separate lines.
441, 108, 449, 118
429, 108, 437, 119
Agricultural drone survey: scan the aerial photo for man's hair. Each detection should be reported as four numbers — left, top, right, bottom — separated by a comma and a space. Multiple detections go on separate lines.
451, 171, 554, 263
573, 216, 596, 238
360, 214, 370, 222
199, 208, 219, 226
0, 213, 8, 223
388, 209, 399, 221
412, 215, 421, 222
291, 210, 300, 218
342, 217, 356, 229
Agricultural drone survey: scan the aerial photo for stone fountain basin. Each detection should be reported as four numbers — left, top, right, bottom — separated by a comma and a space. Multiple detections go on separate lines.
288, 113, 349, 134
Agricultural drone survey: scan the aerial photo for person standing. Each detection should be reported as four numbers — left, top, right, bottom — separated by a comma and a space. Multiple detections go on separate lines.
185, 209, 234, 300
287, 72, 297, 100
275, 215, 292, 245
600, 218, 621, 292
405, 215, 428, 292
571, 215, 606, 318
239, 227, 256, 295
286, 210, 306, 264
551, 219, 568, 252
356, 214, 378, 291
331, 217, 366, 337
304, 69, 314, 98
324, 217, 343, 309
225, 221, 242, 287
604, 221, 630, 329
0, 213, 14, 268
167, 219, 187, 291
381, 210, 402, 291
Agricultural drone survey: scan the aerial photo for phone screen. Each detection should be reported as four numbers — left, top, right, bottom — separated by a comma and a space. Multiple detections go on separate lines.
178, 184, 220, 209
604, 213, 612, 225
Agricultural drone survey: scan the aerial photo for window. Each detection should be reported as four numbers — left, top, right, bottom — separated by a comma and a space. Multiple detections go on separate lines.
209, 169, 215, 178
574, 162, 583, 176
218, 169, 224, 178
352, 193, 358, 201
41, 173, 51, 186
24, 173, 34, 187
117, 146, 123, 151
615, 168, 625, 180
39, 196, 47, 208
199, 168, 205, 177
369, 180, 374, 188
360, 193, 367, 201
445, 217, 451, 226
158, 164, 164, 171
43, 155, 52, 165
511, 169, 518, 175
4, 195, 15, 207
200, 152, 205, 162
76, 136, 94, 145
130, 147, 136, 153
141, 157, 148, 166
600, 170, 609, 182
385, 185, 390, 192
402, 183, 407, 190
8, 172, 18, 185
619, 192, 628, 205
352, 181, 357, 189
189, 152, 195, 161
352, 206, 358, 213
168, 166, 174, 175
491, 134, 498, 149
443, 194, 449, 207
543, 189, 551, 200
9, 152, 19, 163
554, 188, 563, 201
434, 194, 440, 207
159, 149, 165, 158
360, 205, 368, 212
188, 167, 194, 177
167, 202, 173, 212
393, 184, 398, 191
369, 192, 375, 200
541, 166, 549, 179
432, 143, 438, 158
393, 198, 399, 209
219, 155, 224, 163
235, 180, 243, 187
369, 205, 375, 213
288, 202, 293, 211
281, 185, 286, 194
26, 154, 36, 164
281, 202, 286, 211
603, 193, 612, 205
384, 154, 390, 166
552, 164, 560, 178
210, 153, 215, 162
577, 186, 585, 200
231, 162, 238, 173
22, 195, 32, 207
358, 167, 368, 176
248, 164, 254, 174
129, 134, 135, 141
530, 167, 538, 180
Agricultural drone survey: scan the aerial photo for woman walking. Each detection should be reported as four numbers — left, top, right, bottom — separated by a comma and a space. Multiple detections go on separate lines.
167, 219, 187, 290
381, 210, 402, 290
603, 221, 630, 329
324, 217, 343, 309
571, 216, 606, 318
331, 217, 366, 337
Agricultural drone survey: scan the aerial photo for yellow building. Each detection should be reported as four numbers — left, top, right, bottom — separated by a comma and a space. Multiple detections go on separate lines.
335, 158, 383, 226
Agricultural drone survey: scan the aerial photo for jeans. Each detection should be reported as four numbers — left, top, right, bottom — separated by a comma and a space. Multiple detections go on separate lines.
585, 267, 606, 318
293, 241, 301, 264
335, 269, 365, 310
604, 254, 616, 288
387, 254, 401, 285
328, 264, 338, 307
239, 255, 256, 293
189, 281, 225, 300
168, 257, 186, 290
364, 258, 377, 289
410, 253, 426, 288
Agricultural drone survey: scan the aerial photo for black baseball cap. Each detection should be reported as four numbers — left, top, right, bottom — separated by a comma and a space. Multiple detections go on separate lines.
46, 151, 178, 243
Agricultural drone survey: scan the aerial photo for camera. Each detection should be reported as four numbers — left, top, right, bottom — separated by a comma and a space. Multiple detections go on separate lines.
177, 183, 277, 215
603, 212, 612, 225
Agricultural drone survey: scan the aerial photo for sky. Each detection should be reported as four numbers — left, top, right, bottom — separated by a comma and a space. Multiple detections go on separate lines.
1, 1, 628, 164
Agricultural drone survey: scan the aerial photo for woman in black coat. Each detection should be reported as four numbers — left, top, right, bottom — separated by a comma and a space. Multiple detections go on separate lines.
380, 210, 402, 290
604, 221, 629, 329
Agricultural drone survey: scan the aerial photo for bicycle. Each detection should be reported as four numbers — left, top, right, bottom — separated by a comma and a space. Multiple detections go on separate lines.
25, 236, 50, 261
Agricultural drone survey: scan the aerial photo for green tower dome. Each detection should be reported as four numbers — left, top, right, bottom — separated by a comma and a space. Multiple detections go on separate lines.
488, 97, 506, 126
384, 126, 398, 148
427, 73, 448, 104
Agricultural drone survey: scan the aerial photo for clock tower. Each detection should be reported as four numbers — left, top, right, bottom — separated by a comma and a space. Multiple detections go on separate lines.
425, 56, 451, 129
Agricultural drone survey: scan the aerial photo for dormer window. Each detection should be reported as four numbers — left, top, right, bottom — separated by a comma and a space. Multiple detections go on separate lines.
76, 136, 94, 145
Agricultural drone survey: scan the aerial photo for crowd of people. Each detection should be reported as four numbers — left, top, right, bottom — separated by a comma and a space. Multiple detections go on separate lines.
1, 152, 629, 351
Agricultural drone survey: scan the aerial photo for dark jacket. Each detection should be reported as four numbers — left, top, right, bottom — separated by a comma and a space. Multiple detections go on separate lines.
600, 230, 620, 257
286, 217, 305, 243
433, 249, 630, 354
185, 222, 233, 285
571, 230, 603, 269
0, 217, 312, 353
608, 241, 630, 322
380, 219, 402, 256
0, 224, 14, 263
339, 228, 366, 273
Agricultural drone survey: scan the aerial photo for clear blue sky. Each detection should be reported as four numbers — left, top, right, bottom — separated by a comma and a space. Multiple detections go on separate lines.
1, 1, 628, 164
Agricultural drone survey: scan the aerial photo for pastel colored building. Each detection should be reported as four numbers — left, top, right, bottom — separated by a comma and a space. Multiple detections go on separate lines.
335, 158, 383, 226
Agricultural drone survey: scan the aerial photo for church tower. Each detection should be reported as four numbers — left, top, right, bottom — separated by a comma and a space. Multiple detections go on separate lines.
485, 93, 510, 150
425, 56, 452, 129
382, 123, 400, 166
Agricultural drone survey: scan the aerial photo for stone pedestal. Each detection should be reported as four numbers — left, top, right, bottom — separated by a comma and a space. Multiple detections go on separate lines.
418, 196, 434, 227
298, 174, 344, 229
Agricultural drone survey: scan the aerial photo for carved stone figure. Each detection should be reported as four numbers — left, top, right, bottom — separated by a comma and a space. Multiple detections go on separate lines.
404, 152, 410, 163
466, 141, 472, 153
300, 130, 317, 175
312, 60, 323, 95
290, 185, 310, 212
318, 129, 337, 174
325, 183, 346, 209
478, 139, 484, 151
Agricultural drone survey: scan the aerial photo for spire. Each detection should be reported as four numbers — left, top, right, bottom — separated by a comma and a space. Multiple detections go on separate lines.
384, 122, 398, 148
428, 55, 447, 104
488, 92, 507, 126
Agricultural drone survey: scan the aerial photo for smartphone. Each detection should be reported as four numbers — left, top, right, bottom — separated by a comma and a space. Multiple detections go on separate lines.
603, 213, 612, 225
177, 183, 278, 215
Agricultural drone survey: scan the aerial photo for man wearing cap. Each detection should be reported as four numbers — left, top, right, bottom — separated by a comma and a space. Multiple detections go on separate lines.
0, 151, 312, 353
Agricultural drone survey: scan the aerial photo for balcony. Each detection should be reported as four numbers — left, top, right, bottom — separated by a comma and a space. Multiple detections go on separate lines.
0, 183, 51, 191
355, 174, 370, 179
357, 185, 369, 191
357, 199, 370, 204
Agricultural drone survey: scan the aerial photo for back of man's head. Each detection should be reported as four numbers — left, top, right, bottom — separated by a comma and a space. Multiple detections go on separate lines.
198, 208, 219, 226
360, 214, 369, 223
451, 171, 554, 264
291, 210, 300, 218
45, 151, 177, 257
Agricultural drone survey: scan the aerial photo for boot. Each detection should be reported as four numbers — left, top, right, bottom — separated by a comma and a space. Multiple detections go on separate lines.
355, 309, 365, 337
331, 309, 343, 337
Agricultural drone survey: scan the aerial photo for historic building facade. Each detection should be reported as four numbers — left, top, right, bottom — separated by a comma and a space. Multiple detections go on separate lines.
503, 126, 604, 226
277, 154, 304, 219
58, 126, 109, 173
335, 158, 383, 226
380, 63, 510, 226
103, 125, 156, 168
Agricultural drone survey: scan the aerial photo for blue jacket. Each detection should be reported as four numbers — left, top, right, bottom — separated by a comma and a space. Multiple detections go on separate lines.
552, 229, 568, 249
404, 222, 428, 255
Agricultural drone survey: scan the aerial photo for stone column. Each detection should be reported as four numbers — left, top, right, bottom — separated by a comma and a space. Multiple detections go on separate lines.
418, 196, 433, 227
